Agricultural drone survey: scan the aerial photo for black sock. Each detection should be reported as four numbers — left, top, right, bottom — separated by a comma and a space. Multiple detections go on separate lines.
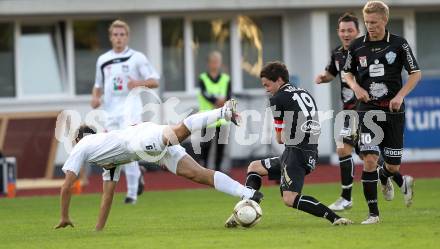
245, 172, 262, 190
378, 164, 393, 186
339, 155, 354, 201
362, 171, 379, 216
293, 195, 341, 223
392, 172, 404, 187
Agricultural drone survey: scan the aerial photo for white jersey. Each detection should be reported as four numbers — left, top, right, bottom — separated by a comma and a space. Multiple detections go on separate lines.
94, 47, 159, 119
62, 122, 186, 181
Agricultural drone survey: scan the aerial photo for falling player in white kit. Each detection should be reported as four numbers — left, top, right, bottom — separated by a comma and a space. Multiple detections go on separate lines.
55, 100, 263, 231
90, 20, 160, 204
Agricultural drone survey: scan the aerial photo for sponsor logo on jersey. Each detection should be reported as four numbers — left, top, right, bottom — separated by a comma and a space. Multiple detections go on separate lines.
359, 56, 368, 67
385, 51, 397, 64
402, 43, 417, 70
369, 59, 385, 77
300, 120, 321, 135
342, 87, 354, 102
369, 82, 388, 100
383, 147, 403, 157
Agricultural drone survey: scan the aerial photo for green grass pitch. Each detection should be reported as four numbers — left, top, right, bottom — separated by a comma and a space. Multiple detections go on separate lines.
1, 179, 439, 249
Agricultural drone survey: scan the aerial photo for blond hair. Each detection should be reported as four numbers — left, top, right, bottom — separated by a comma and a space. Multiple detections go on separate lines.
108, 19, 130, 36
363, 1, 389, 21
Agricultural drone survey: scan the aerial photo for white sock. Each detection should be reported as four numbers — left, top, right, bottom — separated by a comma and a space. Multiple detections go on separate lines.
213, 171, 254, 199
124, 162, 141, 199
183, 108, 222, 132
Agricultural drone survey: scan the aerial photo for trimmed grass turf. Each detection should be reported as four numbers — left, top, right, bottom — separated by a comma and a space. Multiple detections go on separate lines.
1, 179, 439, 249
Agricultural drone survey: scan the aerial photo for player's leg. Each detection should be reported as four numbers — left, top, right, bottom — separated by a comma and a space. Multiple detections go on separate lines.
358, 111, 381, 224
214, 126, 226, 172
121, 161, 141, 204
380, 112, 413, 207
281, 148, 352, 225
329, 143, 354, 211
163, 146, 262, 201
161, 99, 239, 146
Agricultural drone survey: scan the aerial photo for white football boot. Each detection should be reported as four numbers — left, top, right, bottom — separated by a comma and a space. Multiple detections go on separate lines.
361, 215, 380, 225
328, 197, 353, 211
381, 177, 395, 201
332, 217, 354, 226
401, 175, 414, 207
222, 99, 241, 126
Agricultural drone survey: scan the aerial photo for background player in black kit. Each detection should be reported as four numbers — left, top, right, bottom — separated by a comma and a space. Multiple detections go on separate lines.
343, 1, 422, 224
315, 12, 403, 211
225, 61, 353, 227
315, 12, 361, 211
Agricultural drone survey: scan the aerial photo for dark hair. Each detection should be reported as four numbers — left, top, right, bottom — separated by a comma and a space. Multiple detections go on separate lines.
76, 125, 96, 141
260, 61, 289, 83
338, 12, 359, 31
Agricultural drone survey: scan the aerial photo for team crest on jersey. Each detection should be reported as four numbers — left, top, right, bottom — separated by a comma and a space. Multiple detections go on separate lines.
369, 82, 388, 100
385, 51, 397, 64
300, 120, 321, 135
122, 64, 129, 72
359, 56, 368, 67
342, 87, 354, 103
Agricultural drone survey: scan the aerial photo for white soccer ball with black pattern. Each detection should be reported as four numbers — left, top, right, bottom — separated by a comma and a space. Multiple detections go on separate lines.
233, 199, 263, 227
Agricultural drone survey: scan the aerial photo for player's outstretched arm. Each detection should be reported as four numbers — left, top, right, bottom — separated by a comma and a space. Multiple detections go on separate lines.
95, 180, 117, 231
55, 171, 77, 229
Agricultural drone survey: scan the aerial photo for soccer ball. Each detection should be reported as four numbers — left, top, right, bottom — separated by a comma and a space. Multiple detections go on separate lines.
233, 199, 263, 227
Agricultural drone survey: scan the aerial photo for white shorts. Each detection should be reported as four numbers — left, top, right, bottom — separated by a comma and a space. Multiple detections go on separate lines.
102, 166, 123, 182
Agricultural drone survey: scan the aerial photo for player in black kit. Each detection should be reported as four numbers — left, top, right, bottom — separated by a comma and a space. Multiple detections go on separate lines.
225, 61, 353, 227
343, 1, 421, 224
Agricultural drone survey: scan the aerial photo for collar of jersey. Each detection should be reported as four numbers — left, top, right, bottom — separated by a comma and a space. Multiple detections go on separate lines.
363, 29, 390, 43
112, 47, 130, 56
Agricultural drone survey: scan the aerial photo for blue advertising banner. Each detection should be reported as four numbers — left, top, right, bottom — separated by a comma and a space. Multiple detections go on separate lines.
404, 78, 440, 148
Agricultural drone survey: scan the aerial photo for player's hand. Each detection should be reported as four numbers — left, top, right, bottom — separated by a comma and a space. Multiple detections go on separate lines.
127, 76, 139, 90
314, 74, 326, 84
55, 218, 74, 229
353, 86, 370, 103
389, 95, 404, 112
215, 98, 226, 108
91, 97, 101, 109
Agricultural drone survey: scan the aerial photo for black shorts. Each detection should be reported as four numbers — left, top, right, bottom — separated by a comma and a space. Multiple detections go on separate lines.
358, 111, 404, 165
277, 147, 318, 193
260, 157, 282, 181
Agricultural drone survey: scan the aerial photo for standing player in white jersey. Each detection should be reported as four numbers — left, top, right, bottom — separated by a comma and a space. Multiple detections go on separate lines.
54, 100, 263, 231
90, 20, 160, 204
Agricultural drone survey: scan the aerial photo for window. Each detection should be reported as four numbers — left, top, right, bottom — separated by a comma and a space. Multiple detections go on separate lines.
239, 16, 282, 89
416, 12, 440, 74
18, 23, 67, 96
161, 18, 185, 91
0, 23, 15, 97
74, 20, 112, 95
193, 19, 231, 81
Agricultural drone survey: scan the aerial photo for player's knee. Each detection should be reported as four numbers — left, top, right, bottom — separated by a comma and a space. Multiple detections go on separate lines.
385, 163, 400, 173
247, 161, 267, 175
336, 146, 352, 157
362, 154, 379, 171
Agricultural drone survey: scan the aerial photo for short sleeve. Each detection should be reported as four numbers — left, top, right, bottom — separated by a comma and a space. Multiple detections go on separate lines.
94, 56, 104, 89
325, 52, 338, 77
138, 53, 160, 80
400, 40, 420, 74
270, 96, 284, 132
62, 144, 87, 176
